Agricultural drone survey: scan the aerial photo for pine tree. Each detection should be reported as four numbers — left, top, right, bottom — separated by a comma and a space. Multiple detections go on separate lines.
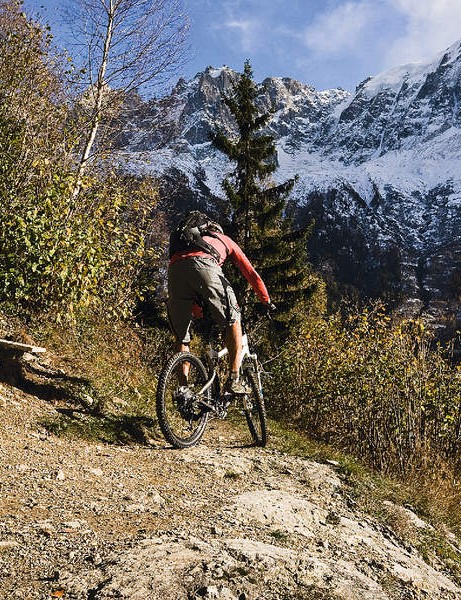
211, 60, 324, 332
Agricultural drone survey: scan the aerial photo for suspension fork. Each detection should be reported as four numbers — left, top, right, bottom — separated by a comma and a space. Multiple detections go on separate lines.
241, 334, 263, 394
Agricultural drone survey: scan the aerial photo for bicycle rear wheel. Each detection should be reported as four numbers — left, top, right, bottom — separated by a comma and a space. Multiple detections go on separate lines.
241, 368, 267, 447
156, 352, 210, 448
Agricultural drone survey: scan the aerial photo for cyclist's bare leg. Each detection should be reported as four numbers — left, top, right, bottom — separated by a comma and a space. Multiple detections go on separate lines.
225, 320, 242, 376
175, 341, 189, 386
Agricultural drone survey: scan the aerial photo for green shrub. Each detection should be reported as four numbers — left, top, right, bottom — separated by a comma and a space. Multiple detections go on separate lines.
0, 167, 159, 318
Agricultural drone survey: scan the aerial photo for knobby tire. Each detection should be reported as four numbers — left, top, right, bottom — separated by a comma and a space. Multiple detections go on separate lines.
241, 368, 267, 447
156, 352, 210, 449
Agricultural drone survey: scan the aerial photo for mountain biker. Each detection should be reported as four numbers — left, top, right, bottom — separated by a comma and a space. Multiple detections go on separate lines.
167, 211, 272, 395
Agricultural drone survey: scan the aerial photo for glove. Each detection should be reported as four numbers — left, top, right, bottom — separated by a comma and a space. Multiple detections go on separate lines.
264, 302, 277, 315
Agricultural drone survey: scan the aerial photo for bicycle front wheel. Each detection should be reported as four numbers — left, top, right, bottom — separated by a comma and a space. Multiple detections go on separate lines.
156, 352, 210, 449
241, 368, 267, 447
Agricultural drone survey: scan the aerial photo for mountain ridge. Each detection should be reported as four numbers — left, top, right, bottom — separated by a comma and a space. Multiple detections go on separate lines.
114, 39, 461, 329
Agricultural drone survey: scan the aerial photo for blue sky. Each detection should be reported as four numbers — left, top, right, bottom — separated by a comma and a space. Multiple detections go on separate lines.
24, 0, 461, 92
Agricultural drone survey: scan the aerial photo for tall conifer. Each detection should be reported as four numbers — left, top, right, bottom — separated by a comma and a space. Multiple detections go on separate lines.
211, 61, 324, 331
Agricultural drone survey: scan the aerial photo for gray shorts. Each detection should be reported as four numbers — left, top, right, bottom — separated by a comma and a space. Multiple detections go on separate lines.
167, 256, 241, 344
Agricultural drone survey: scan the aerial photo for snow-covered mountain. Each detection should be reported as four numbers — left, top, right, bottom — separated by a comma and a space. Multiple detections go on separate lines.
114, 40, 461, 329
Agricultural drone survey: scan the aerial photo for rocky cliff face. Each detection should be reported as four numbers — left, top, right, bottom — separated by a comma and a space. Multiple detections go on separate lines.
114, 41, 461, 327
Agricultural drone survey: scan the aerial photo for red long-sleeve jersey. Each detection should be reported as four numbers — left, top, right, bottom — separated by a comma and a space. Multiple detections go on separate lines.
169, 232, 270, 304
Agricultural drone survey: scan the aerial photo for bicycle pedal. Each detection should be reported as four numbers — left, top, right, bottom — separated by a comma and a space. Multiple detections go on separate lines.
216, 406, 229, 419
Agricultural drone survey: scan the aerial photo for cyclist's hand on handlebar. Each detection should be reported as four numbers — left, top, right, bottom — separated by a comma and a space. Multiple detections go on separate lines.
264, 301, 277, 316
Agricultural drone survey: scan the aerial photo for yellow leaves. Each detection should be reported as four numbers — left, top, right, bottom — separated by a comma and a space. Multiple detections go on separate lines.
269, 301, 461, 475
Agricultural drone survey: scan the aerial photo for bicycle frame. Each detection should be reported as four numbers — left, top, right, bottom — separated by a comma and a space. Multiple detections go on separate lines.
197, 333, 261, 398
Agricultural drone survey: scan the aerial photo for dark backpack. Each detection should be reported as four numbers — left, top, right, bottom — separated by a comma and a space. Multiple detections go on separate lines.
169, 211, 225, 262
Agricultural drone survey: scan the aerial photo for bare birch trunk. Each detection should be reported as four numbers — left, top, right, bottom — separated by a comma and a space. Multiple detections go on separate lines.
71, 0, 115, 201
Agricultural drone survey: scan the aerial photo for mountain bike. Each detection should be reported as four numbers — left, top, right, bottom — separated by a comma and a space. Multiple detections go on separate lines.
156, 321, 267, 449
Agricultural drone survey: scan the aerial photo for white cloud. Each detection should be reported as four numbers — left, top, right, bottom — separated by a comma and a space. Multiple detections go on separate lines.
223, 18, 259, 52
297, 0, 461, 86
209, 1, 266, 53
303, 1, 376, 56
386, 0, 461, 66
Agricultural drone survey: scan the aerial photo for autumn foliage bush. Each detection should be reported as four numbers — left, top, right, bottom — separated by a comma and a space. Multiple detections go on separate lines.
269, 305, 461, 478
0, 2, 160, 319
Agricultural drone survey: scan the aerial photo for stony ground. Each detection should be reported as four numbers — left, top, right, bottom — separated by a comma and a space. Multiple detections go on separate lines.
0, 376, 460, 600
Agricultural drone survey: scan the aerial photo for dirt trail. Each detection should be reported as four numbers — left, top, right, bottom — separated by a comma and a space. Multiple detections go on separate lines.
0, 381, 460, 599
